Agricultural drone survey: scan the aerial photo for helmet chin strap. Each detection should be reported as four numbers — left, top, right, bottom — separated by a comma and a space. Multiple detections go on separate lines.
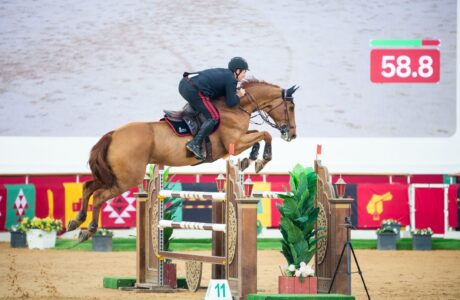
235, 69, 242, 79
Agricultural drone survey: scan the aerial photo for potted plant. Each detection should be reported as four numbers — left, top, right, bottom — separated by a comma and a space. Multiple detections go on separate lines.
92, 229, 113, 252
411, 227, 433, 251
10, 224, 27, 248
376, 226, 397, 250
20, 217, 62, 249
381, 219, 401, 239
277, 164, 324, 294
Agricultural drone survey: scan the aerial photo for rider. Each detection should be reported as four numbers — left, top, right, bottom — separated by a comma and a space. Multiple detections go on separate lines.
179, 57, 249, 160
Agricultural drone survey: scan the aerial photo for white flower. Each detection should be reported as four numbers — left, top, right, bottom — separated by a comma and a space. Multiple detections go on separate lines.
295, 270, 301, 277
304, 265, 315, 277
299, 262, 307, 268
288, 264, 296, 272
299, 265, 308, 274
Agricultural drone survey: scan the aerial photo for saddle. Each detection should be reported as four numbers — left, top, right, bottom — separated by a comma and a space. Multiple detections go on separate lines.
162, 104, 220, 162
163, 104, 205, 136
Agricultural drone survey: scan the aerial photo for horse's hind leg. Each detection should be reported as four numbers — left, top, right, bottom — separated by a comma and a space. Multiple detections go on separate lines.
67, 180, 99, 232
78, 186, 122, 242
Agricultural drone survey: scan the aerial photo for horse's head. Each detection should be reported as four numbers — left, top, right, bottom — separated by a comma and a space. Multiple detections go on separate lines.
242, 80, 298, 141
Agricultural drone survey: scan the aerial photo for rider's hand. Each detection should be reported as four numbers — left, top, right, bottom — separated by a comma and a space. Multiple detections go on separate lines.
237, 88, 246, 97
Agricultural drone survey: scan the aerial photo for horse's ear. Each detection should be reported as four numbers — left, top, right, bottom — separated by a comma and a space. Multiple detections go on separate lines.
286, 85, 299, 97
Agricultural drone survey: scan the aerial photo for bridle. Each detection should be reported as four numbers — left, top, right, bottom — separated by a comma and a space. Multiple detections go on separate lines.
239, 89, 295, 136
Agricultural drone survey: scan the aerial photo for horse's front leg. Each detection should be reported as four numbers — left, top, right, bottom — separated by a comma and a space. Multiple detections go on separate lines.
239, 130, 260, 171
234, 130, 272, 173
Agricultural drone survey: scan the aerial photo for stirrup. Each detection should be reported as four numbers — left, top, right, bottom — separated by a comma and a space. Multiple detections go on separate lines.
186, 141, 205, 160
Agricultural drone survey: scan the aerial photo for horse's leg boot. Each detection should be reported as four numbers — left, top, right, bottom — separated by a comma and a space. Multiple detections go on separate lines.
67, 211, 86, 231
186, 119, 217, 160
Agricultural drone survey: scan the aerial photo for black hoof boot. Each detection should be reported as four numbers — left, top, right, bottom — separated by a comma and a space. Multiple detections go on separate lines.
186, 140, 205, 160
67, 220, 80, 232
240, 158, 250, 171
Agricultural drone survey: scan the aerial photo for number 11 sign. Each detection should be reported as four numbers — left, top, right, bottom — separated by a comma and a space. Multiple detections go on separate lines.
370, 39, 440, 83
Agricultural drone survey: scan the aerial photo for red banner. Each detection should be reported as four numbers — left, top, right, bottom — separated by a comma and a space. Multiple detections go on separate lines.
448, 184, 459, 229
0, 186, 6, 230
415, 188, 444, 233
28, 176, 70, 222
357, 184, 409, 228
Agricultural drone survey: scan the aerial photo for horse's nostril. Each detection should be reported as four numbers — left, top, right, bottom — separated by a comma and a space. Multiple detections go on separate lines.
292, 134, 297, 139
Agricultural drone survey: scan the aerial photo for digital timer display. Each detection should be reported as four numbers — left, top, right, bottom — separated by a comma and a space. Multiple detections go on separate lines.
370, 40, 440, 83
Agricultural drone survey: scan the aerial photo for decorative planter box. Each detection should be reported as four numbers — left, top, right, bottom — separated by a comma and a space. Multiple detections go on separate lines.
10, 231, 27, 248
385, 224, 401, 240
278, 276, 317, 294
412, 235, 432, 251
92, 235, 113, 252
164, 263, 177, 289
377, 233, 397, 250
27, 229, 57, 249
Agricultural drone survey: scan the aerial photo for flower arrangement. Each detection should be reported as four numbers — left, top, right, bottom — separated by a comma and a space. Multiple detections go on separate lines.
10, 224, 25, 232
283, 262, 315, 279
381, 219, 401, 226
411, 227, 433, 236
95, 228, 113, 236
376, 226, 397, 234
20, 217, 63, 232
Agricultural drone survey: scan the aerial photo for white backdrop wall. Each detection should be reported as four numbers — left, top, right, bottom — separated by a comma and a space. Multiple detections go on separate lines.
0, 1, 459, 175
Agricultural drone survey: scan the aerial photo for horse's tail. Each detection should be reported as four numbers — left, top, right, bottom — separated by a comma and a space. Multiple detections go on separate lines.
88, 131, 116, 188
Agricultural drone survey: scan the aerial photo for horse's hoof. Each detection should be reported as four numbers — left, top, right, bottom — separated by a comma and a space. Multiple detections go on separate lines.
240, 158, 250, 171
78, 230, 93, 243
67, 220, 80, 232
255, 160, 266, 173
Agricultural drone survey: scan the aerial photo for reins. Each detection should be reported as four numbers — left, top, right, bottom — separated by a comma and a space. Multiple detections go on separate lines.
239, 90, 294, 131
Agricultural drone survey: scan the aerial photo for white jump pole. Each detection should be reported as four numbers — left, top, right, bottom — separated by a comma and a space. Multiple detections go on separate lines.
159, 220, 226, 232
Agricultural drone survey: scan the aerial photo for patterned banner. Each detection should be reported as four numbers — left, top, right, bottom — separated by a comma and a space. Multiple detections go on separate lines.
5, 184, 36, 229
181, 182, 214, 223
64, 182, 99, 229
357, 184, 409, 228
101, 189, 137, 228
28, 176, 70, 222
254, 182, 271, 227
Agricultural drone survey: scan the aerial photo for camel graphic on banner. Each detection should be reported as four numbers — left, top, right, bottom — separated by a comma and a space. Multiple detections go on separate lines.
366, 192, 393, 221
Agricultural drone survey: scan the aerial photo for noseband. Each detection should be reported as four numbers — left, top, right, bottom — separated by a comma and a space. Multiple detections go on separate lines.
240, 89, 295, 134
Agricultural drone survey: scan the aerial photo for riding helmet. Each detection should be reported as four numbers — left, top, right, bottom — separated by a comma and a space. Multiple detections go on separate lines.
228, 57, 249, 72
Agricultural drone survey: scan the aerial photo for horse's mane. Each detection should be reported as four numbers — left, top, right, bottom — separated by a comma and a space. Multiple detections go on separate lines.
241, 77, 280, 89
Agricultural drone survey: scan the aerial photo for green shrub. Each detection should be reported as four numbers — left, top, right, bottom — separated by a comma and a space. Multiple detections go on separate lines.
277, 164, 325, 269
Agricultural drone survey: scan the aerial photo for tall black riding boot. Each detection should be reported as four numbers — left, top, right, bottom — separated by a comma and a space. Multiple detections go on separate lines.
186, 119, 218, 160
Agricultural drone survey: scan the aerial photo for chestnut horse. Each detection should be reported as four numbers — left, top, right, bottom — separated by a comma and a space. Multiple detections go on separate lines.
68, 79, 298, 241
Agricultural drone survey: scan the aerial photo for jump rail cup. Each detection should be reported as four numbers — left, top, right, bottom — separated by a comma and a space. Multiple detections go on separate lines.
135, 160, 258, 300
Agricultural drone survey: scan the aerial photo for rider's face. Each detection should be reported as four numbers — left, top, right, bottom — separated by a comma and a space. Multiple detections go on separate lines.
235, 69, 247, 81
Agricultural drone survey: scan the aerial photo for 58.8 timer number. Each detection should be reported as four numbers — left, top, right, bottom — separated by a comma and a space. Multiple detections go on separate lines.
370, 49, 440, 83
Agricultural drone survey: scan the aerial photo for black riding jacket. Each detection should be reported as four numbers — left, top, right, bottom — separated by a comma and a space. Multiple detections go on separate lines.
189, 68, 240, 107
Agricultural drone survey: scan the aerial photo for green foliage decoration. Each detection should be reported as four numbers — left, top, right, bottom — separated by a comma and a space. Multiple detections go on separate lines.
276, 164, 325, 268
